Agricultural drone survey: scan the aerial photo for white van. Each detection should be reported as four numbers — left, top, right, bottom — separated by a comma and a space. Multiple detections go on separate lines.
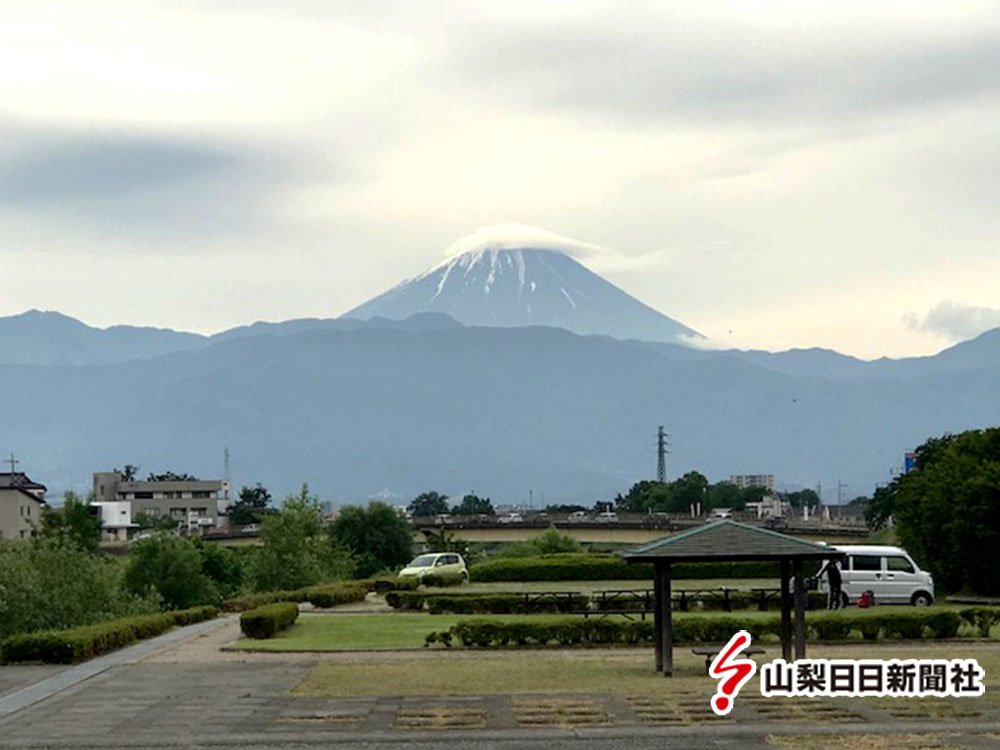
823, 545, 935, 607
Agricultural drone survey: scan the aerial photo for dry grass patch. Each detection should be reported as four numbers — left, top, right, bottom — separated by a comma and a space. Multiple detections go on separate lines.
768, 733, 962, 749
294, 651, 711, 698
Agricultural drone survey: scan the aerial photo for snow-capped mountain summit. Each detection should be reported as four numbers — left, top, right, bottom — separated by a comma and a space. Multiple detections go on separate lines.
344, 225, 701, 344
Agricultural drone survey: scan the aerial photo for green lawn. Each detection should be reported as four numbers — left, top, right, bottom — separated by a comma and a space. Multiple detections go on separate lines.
235, 606, 982, 653
234, 613, 578, 651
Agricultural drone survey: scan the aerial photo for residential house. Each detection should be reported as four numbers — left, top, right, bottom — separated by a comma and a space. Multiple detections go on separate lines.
0, 472, 47, 540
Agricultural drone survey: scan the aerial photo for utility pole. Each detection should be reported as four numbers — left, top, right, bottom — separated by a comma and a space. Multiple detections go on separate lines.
657, 426, 670, 483
837, 480, 848, 505
6, 453, 18, 475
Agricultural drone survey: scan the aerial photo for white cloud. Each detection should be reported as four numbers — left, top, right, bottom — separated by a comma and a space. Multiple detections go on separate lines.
905, 302, 1000, 341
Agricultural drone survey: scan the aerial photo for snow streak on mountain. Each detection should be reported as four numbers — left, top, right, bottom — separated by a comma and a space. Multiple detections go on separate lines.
344, 226, 701, 344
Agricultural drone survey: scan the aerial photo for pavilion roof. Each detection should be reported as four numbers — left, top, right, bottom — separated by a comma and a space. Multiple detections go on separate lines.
621, 519, 840, 562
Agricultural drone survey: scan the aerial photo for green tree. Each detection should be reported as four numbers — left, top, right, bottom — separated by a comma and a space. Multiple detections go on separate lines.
113, 464, 140, 481
705, 481, 742, 511
451, 494, 495, 516
407, 491, 450, 517
0, 540, 158, 639
134, 512, 178, 531
422, 526, 466, 554
191, 538, 244, 598
39, 491, 101, 553
532, 526, 582, 554
614, 481, 671, 512
784, 489, 820, 509
248, 485, 351, 591
891, 428, 1000, 595
228, 483, 275, 526
123, 534, 218, 609
331, 502, 413, 578
146, 471, 198, 482
865, 484, 895, 530
668, 471, 710, 513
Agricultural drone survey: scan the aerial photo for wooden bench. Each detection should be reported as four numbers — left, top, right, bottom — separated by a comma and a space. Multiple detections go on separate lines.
691, 646, 766, 674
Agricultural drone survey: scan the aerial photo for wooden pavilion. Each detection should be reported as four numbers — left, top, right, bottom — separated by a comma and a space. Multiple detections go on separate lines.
621, 519, 842, 676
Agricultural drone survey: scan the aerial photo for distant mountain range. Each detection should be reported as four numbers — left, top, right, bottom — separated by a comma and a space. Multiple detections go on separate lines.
1, 311, 997, 504
1, 229, 997, 502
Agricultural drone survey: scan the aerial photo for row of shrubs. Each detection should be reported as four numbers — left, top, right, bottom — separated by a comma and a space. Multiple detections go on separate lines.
424, 608, 1000, 649
468, 554, 782, 583
222, 576, 419, 612
239, 603, 299, 639
387, 590, 828, 614
1, 606, 218, 664
387, 591, 591, 614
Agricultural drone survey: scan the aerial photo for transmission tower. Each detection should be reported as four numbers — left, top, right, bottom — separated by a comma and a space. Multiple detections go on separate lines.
657, 426, 670, 483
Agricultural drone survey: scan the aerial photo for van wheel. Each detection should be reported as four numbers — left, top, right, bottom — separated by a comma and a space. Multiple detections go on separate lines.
911, 592, 933, 607
840, 592, 849, 609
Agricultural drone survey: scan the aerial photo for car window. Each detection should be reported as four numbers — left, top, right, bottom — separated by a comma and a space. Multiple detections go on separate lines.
444, 554, 459, 565
886, 556, 914, 573
409, 555, 437, 567
851, 555, 881, 571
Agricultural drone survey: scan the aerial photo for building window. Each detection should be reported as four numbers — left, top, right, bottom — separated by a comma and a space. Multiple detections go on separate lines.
135, 492, 153, 499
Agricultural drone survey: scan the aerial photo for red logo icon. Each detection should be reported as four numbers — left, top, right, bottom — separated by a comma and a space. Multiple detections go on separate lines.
708, 630, 758, 716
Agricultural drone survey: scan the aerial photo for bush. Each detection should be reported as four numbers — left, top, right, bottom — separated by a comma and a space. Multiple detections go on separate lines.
239, 602, 299, 639
304, 584, 367, 608
420, 572, 466, 587
959, 607, 1000, 637
1, 606, 217, 664
367, 576, 420, 593
423, 609, 976, 650
222, 583, 367, 612
0, 540, 161, 640
468, 554, 781, 583
425, 593, 590, 615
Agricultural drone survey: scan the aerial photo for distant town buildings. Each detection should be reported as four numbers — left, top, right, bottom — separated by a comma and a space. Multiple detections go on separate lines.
0, 471, 47, 540
93, 471, 230, 533
729, 474, 776, 492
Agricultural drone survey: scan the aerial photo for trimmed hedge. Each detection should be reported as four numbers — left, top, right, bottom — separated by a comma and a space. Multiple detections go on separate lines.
468, 554, 782, 583
389, 589, 825, 614
1, 606, 218, 664
223, 582, 368, 612
368, 576, 420, 593
959, 607, 1000, 638
239, 602, 299, 639
424, 608, 986, 649
415, 572, 466, 588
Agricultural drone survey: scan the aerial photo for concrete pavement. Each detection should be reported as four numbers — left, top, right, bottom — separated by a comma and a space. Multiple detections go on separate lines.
0, 616, 997, 748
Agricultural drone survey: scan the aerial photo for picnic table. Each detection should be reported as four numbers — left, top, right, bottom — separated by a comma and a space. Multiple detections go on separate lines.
588, 586, 740, 616
691, 646, 766, 674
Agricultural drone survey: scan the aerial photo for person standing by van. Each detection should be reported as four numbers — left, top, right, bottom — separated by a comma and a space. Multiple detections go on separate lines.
819, 558, 843, 609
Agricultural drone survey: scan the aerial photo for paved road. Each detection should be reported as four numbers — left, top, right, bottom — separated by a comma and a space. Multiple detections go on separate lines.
0, 618, 997, 748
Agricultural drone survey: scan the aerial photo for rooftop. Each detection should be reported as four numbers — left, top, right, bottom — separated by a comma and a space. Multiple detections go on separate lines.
621, 519, 839, 562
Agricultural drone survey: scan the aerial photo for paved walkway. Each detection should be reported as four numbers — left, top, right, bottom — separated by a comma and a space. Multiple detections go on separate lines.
0, 619, 998, 747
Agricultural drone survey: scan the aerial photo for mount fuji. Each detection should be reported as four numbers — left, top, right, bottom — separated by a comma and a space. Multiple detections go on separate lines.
344, 225, 701, 344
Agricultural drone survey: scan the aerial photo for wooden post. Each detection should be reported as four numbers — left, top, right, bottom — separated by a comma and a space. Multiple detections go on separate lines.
653, 563, 663, 673
792, 557, 806, 660
662, 561, 673, 677
779, 559, 792, 661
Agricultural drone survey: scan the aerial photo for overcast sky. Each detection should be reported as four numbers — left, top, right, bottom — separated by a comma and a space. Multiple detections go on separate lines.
1, 0, 998, 358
